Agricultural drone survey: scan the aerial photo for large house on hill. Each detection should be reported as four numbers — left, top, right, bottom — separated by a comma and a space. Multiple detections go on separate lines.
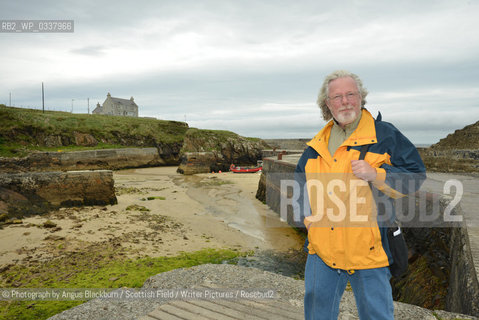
92, 93, 138, 117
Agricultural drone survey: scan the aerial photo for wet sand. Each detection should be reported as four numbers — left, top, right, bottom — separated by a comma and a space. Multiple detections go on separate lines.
0, 167, 304, 267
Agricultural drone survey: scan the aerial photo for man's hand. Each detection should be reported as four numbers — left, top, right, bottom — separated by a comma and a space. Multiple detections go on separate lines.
351, 160, 377, 182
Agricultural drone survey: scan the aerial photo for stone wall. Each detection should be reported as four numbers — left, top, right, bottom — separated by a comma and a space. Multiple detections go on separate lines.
392, 191, 479, 315
447, 215, 479, 315
255, 156, 298, 227
0, 170, 117, 218
419, 148, 479, 173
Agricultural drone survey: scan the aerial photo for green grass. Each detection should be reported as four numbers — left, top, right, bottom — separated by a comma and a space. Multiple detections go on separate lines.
0, 106, 267, 159
0, 142, 131, 158
180, 127, 268, 154
432, 312, 471, 320
142, 196, 166, 201
32, 143, 127, 152
0, 141, 26, 157
182, 128, 242, 153
0, 248, 247, 320
0, 106, 189, 157
125, 204, 150, 212
201, 178, 234, 186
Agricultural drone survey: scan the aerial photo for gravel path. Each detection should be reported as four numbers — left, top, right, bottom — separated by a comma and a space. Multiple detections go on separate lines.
48, 264, 478, 320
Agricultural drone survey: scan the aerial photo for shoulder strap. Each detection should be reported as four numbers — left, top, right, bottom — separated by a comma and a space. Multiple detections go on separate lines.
358, 144, 370, 160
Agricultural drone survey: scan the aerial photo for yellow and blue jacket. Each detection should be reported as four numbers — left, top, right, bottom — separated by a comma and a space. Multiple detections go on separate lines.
294, 108, 426, 270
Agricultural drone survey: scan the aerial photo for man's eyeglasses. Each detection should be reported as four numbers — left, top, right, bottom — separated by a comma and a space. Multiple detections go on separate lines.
328, 92, 360, 103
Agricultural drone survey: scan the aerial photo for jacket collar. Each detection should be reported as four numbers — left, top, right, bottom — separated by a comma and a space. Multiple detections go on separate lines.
307, 108, 378, 158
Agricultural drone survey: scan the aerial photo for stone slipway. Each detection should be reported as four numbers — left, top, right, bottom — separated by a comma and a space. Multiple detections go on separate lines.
47, 264, 477, 320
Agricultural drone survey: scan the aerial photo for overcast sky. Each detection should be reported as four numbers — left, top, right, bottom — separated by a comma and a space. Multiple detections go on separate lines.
1, 0, 478, 145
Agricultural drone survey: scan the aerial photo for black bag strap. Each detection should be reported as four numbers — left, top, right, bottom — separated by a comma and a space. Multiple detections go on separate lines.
358, 144, 376, 197
358, 143, 407, 277
359, 143, 400, 228
358, 144, 374, 193
358, 144, 370, 161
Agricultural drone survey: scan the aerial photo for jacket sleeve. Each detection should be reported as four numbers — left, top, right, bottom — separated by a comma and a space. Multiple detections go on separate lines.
294, 148, 313, 252
375, 122, 426, 197
293, 148, 312, 228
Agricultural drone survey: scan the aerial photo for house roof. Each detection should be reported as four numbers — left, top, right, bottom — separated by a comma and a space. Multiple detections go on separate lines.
92, 105, 103, 113
110, 97, 138, 108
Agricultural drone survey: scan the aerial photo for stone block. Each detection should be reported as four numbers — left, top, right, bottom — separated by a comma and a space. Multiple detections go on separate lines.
177, 152, 217, 175
0, 170, 117, 217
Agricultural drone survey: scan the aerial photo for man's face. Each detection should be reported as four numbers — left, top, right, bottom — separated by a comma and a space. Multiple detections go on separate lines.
326, 76, 362, 127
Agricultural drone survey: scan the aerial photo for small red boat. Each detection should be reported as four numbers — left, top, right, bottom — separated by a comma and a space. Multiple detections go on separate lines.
229, 163, 262, 173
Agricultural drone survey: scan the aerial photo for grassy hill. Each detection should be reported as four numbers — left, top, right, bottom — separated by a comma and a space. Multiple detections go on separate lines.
0, 105, 189, 157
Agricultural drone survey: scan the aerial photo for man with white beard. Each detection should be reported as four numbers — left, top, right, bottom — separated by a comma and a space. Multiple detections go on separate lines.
295, 70, 426, 319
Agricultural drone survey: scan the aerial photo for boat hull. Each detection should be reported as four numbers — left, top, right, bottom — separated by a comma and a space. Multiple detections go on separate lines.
229, 164, 262, 173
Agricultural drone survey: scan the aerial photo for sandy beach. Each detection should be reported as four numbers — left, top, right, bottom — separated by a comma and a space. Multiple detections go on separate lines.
0, 167, 304, 267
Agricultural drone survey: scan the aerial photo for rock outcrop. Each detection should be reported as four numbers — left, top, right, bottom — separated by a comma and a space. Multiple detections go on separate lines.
73, 132, 98, 146
0, 170, 117, 218
432, 121, 479, 149
177, 129, 269, 174
420, 120, 479, 172
177, 152, 217, 175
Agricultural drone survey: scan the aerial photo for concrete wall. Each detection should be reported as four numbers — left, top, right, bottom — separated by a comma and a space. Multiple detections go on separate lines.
263, 139, 309, 150
261, 150, 304, 159
0, 148, 173, 173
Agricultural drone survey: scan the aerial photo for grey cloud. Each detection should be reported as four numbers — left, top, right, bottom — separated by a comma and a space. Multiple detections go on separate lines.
2, 0, 479, 146
70, 46, 107, 56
